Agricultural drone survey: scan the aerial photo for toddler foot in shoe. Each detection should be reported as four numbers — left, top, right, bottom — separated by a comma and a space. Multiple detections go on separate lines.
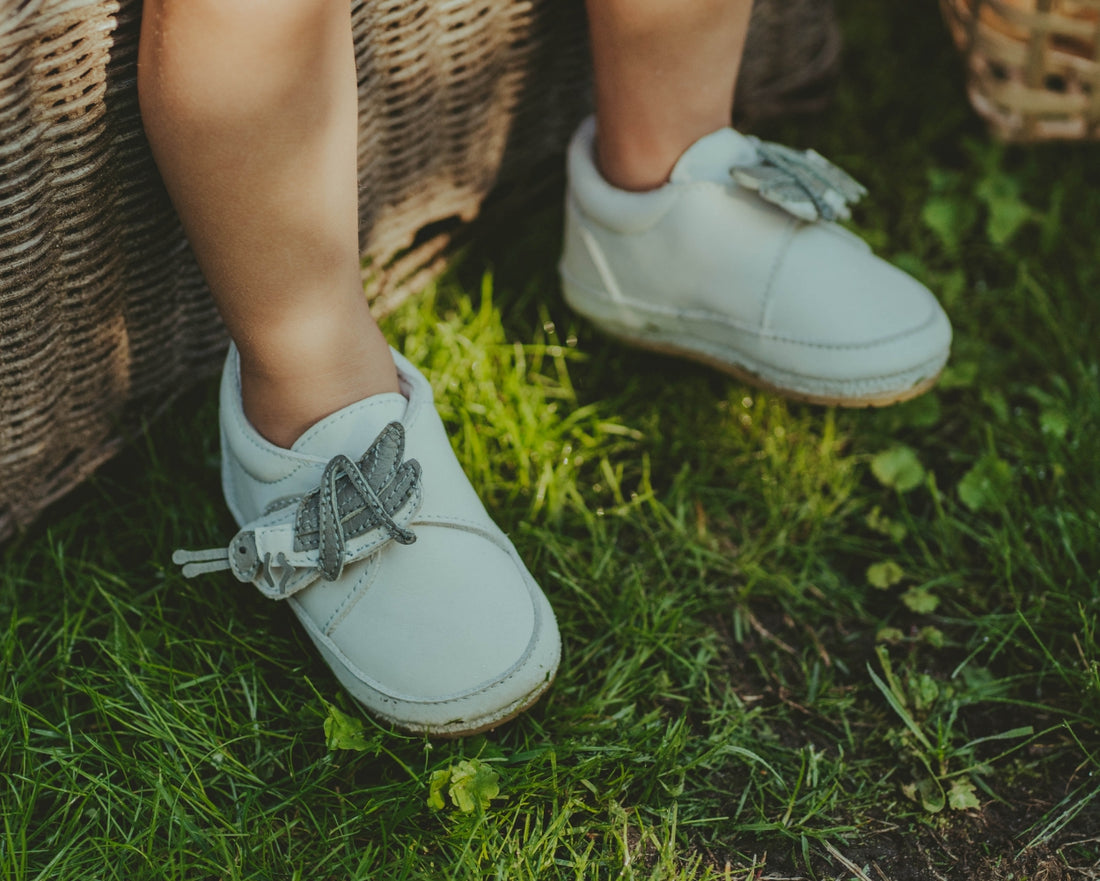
560, 116, 952, 407
176, 345, 560, 736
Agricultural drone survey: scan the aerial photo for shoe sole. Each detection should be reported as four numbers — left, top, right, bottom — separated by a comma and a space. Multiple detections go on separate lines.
416, 671, 557, 740
561, 279, 948, 408
601, 325, 945, 408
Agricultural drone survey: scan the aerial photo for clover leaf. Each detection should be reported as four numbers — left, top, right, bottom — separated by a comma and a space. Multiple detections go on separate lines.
867, 560, 905, 589
957, 453, 1014, 512
427, 759, 501, 813
323, 703, 379, 752
872, 446, 926, 493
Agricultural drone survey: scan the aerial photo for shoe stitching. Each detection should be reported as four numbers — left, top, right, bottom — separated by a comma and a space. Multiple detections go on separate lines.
321, 552, 380, 636
369, 668, 558, 730
319, 513, 521, 645
759, 218, 801, 332
304, 617, 548, 709
684, 340, 949, 386
412, 513, 499, 533
325, 582, 541, 701
229, 350, 410, 479
368, 658, 558, 731
371, 656, 560, 732
293, 397, 407, 455
639, 328, 949, 388
289, 521, 548, 704
290, 559, 552, 707
571, 278, 942, 352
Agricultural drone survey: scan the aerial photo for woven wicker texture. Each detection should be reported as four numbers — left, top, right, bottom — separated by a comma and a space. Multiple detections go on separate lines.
0, 0, 839, 541
942, 0, 1100, 141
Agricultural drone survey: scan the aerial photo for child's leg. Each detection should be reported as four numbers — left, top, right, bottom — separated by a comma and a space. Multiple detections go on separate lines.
138, 0, 398, 449
586, 0, 754, 191
145, 0, 560, 736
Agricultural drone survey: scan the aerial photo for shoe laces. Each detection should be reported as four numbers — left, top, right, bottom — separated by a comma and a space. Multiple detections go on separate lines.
174, 422, 421, 594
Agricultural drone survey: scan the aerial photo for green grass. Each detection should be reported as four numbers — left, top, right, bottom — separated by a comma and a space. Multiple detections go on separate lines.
3, 1, 1100, 878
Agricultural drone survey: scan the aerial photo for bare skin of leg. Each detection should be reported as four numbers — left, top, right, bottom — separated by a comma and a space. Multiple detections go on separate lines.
585, 0, 755, 192
139, 0, 399, 449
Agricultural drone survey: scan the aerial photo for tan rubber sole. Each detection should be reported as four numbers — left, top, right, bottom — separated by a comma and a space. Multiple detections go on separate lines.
387, 670, 558, 740
432, 673, 557, 739
603, 329, 945, 409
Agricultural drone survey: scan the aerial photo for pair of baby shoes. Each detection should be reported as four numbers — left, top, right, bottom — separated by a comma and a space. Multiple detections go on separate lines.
178, 116, 950, 735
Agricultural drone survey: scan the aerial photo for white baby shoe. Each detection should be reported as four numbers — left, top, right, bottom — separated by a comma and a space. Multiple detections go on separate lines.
560, 116, 952, 406
175, 345, 560, 736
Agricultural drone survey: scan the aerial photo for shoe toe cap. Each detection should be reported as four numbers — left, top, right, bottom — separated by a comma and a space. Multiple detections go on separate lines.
764, 225, 952, 380
298, 524, 559, 731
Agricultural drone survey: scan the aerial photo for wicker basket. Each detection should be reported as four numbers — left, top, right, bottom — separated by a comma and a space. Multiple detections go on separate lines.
942, 0, 1100, 141
0, 0, 839, 541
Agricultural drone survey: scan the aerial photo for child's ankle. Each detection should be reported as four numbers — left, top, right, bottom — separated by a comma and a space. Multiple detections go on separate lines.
238, 345, 399, 448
